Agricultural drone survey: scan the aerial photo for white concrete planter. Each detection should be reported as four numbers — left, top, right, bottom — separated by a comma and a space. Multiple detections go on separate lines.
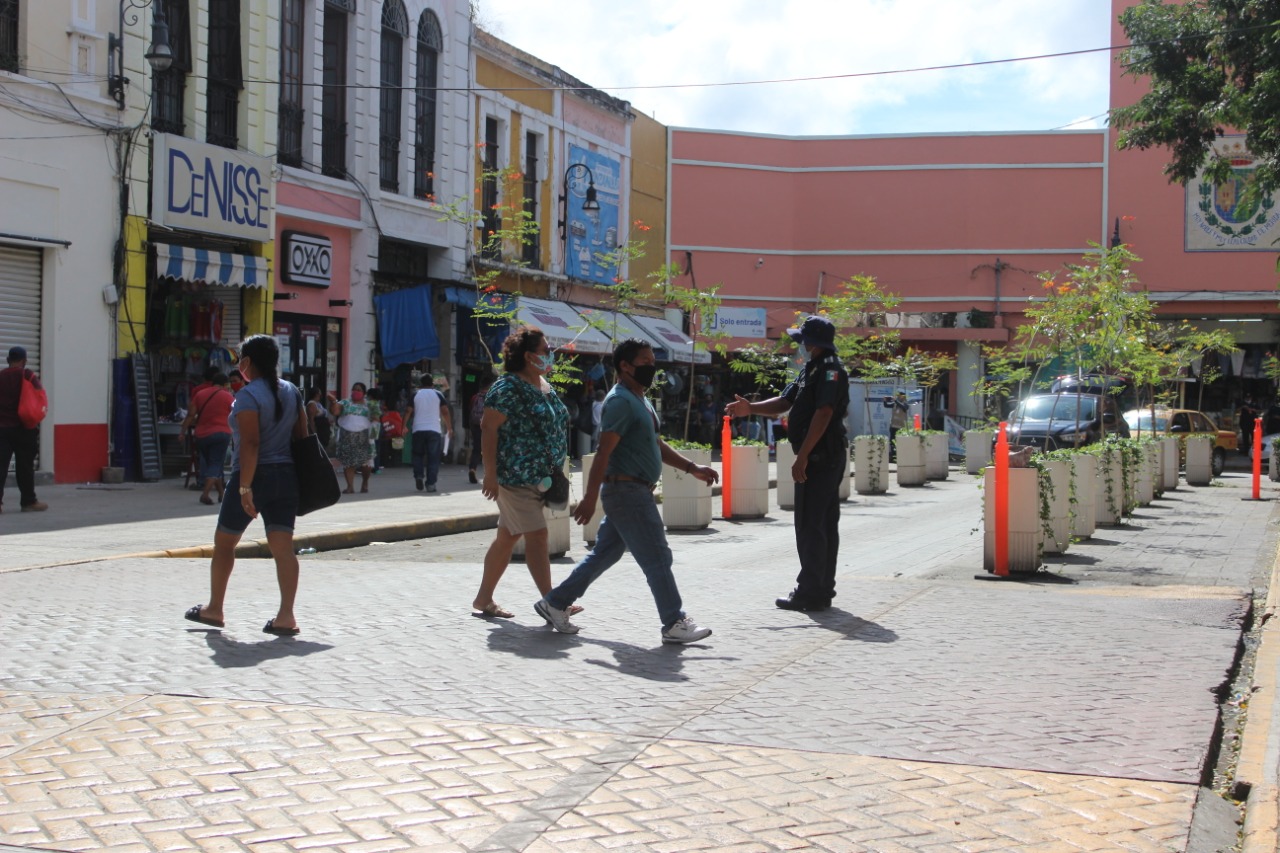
514, 461, 572, 559
983, 466, 1042, 573
581, 453, 605, 544
776, 442, 796, 510
1042, 459, 1072, 555
838, 448, 853, 500
854, 435, 890, 495
1095, 449, 1124, 526
1161, 438, 1179, 492
925, 433, 949, 480
965, 430, 994, 475
729, 443, 770, 518
1271, 444, 1280, 483
896, 434, 927, 487
1071, 453, 1097, 540
662, 449, 713, 530
1185, 435, 1214, 486
1136, 442, 1156, 506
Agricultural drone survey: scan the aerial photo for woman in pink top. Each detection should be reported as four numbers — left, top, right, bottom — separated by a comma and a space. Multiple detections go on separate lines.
181, 372, 235, 505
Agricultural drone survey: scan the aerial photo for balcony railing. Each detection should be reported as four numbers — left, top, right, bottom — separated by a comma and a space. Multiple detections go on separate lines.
278, 102, 304, 168
321, 118, 346, 178
206, 81, 239, 149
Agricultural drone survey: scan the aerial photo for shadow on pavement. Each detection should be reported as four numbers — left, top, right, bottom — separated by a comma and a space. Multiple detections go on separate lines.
195, 630, 335, 668
763, 609, 900, 643
482, 619, 730, 681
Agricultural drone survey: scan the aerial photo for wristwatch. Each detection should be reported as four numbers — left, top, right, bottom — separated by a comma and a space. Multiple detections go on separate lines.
239, 485, 253, 496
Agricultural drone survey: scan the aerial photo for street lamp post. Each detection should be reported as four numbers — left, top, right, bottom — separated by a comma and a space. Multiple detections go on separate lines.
107, 0, 174, 110
558, 162, 600, 280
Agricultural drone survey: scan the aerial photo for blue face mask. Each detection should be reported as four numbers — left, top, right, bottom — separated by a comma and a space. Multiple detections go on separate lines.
535, 352, 555, 372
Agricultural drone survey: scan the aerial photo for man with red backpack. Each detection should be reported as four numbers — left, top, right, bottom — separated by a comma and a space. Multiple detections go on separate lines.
0, 345, 47, 512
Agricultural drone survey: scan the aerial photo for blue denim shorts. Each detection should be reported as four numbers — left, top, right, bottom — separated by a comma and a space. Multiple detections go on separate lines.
217, 464, 298, 535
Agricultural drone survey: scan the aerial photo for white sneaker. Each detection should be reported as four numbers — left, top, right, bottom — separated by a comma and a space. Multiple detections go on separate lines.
662, 617, 712, 644
534, 597, 580, 634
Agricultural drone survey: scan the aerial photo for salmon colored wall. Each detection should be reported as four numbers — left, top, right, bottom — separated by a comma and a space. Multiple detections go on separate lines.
274, 215, 353, 320
1106, 0, 1277, 297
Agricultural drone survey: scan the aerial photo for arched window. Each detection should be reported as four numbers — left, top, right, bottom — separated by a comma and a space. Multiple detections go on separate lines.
321, 0, 354, 177
413, 11, 442, 200
379, 0, 408, 191
278, 0, 305, 166
152, 0, 190, 134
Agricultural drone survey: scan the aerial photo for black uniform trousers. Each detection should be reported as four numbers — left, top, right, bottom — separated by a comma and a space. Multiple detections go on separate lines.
792, 446, 844, 603
0, 425, 39, 508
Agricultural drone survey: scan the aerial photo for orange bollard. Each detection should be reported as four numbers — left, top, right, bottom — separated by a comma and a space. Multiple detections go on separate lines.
1254, 416, 1263, 500
993, 421, 1010, 577
913, 413, 921, 430
721, 415, 733, 519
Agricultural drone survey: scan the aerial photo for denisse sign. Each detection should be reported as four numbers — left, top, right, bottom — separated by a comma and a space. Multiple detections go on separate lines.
151, 133, 274, 242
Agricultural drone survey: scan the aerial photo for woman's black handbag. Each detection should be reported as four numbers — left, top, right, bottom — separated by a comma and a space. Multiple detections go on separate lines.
292, 432, 342, 516
542, 466, 571, 510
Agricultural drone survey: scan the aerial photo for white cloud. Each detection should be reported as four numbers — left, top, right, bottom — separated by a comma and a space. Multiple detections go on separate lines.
475, 0, 1114, 135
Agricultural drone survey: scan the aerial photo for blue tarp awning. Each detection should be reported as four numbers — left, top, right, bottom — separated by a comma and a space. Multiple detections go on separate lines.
374, 285, 440, 368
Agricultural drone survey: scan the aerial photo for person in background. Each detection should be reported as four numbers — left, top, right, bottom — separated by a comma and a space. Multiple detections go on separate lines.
183, 334, 308, 636
407, 374, 452, 492
535, 338, 717, 644
467, 379, 491, 484
0, 346, 46, 512
591, 389, 606, 451
330, 381, 376, 494
472, 327, 574, 619
1239, 396, 1259, 453
181, 371, 234, 505
886, 391, 909, 461
305, 386, 332, 451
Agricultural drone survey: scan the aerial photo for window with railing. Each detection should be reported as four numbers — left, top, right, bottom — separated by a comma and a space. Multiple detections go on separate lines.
413, 11, 441, 200
480, 117, 501, 260
379, 0, 407, 192
277, 0, 305, 167
522, 132, 540, 267
206, 0, 242, 148
321, 0, 352, 178
151, 0, 189, 135
0, 0, 18, 73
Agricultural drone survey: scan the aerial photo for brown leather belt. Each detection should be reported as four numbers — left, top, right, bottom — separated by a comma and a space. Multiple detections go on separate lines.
605, 474, 656, 490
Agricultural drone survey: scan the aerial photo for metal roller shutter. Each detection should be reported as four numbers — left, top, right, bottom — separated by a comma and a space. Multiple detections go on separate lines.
0, 245, 42, 369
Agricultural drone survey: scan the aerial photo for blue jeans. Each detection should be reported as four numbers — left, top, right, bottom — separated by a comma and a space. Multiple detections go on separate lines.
546, 481, 685, 629
196, 432, 231, 481
412, 430, 442, 485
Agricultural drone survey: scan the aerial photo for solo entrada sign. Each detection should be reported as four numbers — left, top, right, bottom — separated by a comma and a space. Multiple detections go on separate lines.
151, 134, 274, 242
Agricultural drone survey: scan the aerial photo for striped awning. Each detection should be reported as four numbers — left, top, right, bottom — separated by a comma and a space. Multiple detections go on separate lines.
154, 243, 268, 288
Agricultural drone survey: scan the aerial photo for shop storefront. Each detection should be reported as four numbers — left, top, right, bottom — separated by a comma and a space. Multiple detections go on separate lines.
130, 134, 274, 477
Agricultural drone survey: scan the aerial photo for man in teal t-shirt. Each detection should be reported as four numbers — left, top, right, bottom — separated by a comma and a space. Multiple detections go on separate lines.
535, 338, 719, 645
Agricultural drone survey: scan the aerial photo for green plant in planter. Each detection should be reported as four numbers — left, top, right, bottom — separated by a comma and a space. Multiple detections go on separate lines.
731, 436, 768, 447
1040, 448, 1080, 545
1027, 455, 1056, 552
860, 435, 888, 493
667, 438, 711, 452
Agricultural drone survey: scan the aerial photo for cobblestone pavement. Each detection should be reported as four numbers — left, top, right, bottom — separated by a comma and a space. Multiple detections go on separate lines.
0, 469, 1275, 851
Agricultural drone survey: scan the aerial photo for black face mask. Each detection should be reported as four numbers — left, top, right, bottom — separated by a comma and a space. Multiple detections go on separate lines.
630, 363, 658, 388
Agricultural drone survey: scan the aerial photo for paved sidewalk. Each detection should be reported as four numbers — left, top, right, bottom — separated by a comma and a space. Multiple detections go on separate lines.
0, 462, 1278, 852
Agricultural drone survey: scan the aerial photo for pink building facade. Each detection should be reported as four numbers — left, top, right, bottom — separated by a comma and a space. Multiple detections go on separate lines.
668, 0, 1280, 425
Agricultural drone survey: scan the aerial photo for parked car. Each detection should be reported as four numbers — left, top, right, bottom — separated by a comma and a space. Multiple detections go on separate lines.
1007, 392, 1130, 452
1247, 433, 1279, 469
1123, 408, 1237, 477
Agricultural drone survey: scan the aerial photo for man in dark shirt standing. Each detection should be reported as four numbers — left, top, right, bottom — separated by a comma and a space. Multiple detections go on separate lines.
728, 316, 849, 611
0, 346, 47, 512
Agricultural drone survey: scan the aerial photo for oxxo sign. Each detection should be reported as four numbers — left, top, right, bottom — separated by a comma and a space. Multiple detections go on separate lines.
282, 231, 332, 288
151, 133, 273, 242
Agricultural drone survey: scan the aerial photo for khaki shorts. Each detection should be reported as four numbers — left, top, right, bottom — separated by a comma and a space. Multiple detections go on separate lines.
497, 484, 548, 535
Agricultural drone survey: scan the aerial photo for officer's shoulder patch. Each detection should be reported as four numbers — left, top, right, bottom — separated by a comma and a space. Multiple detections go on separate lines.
825, 369, 840, 382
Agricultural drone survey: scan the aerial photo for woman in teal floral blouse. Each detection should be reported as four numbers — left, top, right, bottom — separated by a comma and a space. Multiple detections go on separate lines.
472, 326, 578, 619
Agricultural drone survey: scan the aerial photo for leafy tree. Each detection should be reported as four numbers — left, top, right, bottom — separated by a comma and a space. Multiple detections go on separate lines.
1113, 0, 1280, 194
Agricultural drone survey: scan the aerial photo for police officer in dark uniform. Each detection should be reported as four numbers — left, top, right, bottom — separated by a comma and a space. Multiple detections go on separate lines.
727, 315, 849, 611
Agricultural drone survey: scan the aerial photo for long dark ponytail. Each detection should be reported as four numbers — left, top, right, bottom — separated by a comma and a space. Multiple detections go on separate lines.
239, 334, 284, 421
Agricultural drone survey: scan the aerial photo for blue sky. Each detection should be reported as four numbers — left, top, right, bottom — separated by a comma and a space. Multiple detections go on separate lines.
475, 0, 1116, 136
